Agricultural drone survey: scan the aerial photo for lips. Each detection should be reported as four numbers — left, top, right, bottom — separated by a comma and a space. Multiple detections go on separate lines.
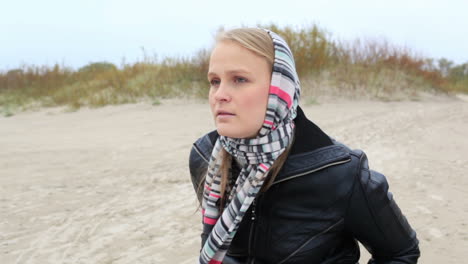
216, 110, 235, 116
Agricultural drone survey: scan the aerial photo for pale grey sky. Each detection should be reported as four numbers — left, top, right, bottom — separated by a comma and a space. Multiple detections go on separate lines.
2, 0, 467, 70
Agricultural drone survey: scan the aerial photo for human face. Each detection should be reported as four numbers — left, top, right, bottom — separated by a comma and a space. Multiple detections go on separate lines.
208, 40, 271, 139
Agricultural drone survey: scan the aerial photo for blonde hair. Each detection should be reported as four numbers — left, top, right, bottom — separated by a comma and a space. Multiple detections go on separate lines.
202, 28, 292, 210
216, 28, 275, 68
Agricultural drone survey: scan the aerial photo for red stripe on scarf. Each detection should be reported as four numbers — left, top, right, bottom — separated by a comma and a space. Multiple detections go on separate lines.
210, 193, 221, 198
203, 216, 218, 225
264, 120, 274, 125
270, 85, 292, 108
260, 163, 269, 171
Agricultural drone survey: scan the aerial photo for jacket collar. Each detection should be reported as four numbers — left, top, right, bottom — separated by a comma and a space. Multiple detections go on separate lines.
290, 106, 333, 155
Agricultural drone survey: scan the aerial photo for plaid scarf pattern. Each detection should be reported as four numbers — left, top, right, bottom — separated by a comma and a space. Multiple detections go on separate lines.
200, 29, 301, 264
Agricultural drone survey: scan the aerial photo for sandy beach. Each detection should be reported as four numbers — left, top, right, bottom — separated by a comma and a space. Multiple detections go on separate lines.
1, 97, 467, 263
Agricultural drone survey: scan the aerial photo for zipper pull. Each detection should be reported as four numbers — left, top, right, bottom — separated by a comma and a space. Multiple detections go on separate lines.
251, 200, 256, 221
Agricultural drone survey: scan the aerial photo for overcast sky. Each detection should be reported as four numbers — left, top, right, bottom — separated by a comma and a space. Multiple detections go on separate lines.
2, 0, 467, 70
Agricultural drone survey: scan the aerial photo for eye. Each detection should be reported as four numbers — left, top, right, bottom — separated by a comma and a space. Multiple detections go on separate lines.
209, 78, 220, 87
234, 77, 248, 83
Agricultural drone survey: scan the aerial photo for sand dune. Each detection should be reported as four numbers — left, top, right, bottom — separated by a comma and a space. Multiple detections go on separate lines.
1, 98, 467, 263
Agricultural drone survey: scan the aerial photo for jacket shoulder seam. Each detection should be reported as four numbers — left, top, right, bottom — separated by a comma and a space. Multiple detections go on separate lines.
192, 143, 210, 164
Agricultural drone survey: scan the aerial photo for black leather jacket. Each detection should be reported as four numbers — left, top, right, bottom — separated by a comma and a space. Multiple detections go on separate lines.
189, 107, 420, 264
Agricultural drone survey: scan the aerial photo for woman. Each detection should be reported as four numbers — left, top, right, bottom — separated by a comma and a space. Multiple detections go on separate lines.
189, 28, 420, 264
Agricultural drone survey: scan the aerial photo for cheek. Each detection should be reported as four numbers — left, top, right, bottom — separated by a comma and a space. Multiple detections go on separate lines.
208, 89, 214, 103
254, 83, 270, 108
241, 86, 269, 120
208, 91, 216, 112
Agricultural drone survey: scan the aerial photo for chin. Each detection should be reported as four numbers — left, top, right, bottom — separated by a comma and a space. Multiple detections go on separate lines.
216, 128, 238, 138
216, 127, 257, 139
216, 126, 241, 138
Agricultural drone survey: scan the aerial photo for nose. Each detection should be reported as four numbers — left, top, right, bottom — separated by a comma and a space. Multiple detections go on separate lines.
213, 82, 231, 102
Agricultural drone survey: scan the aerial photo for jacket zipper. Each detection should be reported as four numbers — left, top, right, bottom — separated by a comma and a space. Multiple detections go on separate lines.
245, 158, 351, 263
271, 158, 351, 186
248, 199, 257, 264
194, 144, 351, 180
278, 218, 345, 264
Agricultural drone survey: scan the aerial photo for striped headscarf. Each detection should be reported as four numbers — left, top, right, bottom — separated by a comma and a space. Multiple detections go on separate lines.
200, 29, 301, 264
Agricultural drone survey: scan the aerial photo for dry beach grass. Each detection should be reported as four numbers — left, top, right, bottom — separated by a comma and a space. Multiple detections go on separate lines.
1, 97, 467, 263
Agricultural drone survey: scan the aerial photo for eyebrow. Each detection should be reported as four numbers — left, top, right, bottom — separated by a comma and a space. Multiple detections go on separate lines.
207, 69, 251, 77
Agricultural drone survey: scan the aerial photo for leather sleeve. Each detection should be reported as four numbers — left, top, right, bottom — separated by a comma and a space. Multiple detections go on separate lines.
189, 144, 210, 249
345, 152, 420, 264
189, 144, 208, 203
